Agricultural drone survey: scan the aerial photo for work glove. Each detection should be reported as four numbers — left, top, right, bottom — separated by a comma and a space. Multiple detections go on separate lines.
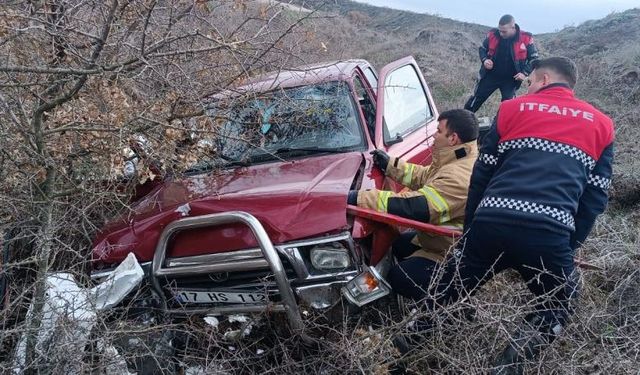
347, 190, 358, 205
370, 149, 390, 172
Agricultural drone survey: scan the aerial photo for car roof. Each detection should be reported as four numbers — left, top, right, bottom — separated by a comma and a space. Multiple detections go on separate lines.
213, 59, 372, 99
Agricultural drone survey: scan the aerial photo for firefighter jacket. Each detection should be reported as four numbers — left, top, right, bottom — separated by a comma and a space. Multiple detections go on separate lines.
479, 24, 539, 78
357, 141, 478, 262
467, 83, 614, 250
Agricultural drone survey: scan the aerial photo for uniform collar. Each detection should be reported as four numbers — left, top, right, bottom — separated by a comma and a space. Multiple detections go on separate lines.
492, 23, 521, 40
535, 82, 574, 97
432, 140, 478, 166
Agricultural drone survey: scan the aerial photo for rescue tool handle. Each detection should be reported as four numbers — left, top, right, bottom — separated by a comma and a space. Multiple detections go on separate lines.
346, 205, 603, 271
346, 205, 461, 237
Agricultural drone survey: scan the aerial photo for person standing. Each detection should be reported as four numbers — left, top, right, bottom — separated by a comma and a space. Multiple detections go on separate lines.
464, 14, 539, 113
428, 57, 614, 374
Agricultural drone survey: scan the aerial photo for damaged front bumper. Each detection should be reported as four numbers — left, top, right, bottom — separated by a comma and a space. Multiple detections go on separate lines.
91, 211, 391, 340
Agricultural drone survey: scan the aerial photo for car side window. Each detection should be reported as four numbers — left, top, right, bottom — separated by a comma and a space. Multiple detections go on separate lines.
353, 75, 376, 141
382, 65, 432, 144
363, 68, 378, 94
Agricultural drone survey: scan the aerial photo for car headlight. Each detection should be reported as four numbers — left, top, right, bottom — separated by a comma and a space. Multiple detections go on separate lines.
310, 244, 351, 270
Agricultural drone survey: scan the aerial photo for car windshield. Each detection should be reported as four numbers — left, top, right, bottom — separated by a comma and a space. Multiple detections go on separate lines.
206, 81, 365, 164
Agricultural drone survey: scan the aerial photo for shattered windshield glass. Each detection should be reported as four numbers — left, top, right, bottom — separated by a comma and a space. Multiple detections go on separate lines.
205, 81, 365, 166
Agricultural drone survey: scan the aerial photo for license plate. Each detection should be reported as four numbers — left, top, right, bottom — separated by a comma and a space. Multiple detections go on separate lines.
173, 290, 267, 304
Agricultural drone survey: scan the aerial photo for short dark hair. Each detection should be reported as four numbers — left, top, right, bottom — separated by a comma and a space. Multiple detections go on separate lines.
438, 109, 479, 143
499, 14, 515, 25
531, 56, 578, 88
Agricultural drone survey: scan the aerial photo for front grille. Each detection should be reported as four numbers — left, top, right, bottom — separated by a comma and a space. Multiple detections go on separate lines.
160, 252, 298, 307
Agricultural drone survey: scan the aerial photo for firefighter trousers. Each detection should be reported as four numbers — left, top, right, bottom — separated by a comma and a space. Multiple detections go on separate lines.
387, 231, 439, 300
430, 221, 578, 341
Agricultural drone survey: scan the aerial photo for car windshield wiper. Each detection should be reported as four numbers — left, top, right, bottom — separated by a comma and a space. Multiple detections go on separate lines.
217, 153, 252, 167
248, 146, 352, 163
223, 159, 251, 167
273, 146, 348, 154
184, 155, 251, 175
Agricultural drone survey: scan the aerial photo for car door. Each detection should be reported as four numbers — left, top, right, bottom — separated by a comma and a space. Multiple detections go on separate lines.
375, 56, 439, 166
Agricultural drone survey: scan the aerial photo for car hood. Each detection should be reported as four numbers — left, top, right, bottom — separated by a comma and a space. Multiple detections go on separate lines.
92, 152, 364, 267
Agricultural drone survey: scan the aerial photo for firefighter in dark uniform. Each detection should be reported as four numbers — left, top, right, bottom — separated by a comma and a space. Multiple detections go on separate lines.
430, 57, 614, 374
347, 109, 479, 300
464, 14, 539, 113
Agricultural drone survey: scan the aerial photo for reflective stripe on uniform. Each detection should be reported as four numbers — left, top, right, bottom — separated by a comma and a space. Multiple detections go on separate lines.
377, 190, 392, 213
418, 186, 450, 223
447, 219, 465, 229
402, 163, 416, 186
440, 222, 464, 230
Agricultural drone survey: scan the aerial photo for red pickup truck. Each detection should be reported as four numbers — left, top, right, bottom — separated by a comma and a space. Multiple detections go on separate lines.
90, 56, 450, 334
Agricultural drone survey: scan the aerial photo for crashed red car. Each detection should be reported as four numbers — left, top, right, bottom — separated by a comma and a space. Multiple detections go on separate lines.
91, 56, 442, 332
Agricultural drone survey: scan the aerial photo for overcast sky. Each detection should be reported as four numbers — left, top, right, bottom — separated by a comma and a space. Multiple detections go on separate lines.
355, 0, 640, 33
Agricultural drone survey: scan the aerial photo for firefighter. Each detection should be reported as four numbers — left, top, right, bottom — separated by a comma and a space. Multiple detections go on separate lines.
464, 14, 539, 113
347, 109, 479, 300
427, 57, 614, 374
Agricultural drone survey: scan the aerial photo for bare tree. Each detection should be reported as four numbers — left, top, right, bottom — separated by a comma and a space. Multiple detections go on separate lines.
0, 0, 327, 371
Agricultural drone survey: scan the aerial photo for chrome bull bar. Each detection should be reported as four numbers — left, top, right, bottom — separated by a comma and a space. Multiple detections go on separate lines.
149, 211, 307, 339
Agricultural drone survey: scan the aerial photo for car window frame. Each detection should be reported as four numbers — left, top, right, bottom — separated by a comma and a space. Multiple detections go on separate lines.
381, 64, 434, 146
363, 67, 378, 96
351, 72, 377, 143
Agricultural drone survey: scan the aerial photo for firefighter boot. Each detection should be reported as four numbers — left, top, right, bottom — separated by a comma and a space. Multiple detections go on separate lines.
490, 328, 549, 375
392, 317, 434, 355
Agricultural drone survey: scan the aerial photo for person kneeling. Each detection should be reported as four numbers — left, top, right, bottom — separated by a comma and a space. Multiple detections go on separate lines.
348, 109, 479, 301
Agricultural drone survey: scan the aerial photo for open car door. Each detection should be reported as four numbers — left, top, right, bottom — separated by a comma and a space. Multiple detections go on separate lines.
374, 56, 439, 165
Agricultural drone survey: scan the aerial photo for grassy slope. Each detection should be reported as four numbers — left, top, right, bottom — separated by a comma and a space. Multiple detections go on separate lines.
295, 2, 640, 372
290, 0, 488, 110
307, 0, 639, 208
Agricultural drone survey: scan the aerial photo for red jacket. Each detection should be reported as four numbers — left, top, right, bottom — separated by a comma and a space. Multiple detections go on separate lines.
479, 24, 539, 77
467, 83, 614, 250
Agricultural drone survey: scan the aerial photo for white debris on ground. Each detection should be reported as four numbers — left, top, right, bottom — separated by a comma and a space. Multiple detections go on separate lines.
204, 315, 220, 329
12, 273, 96, 373
223, 329, 244, 341
223, 314, 257, 341
184, 364, 230, 375
407, 308, 419, 330
12, 253, 144, 374
97, 339, 137, 375
184, 367, 207, 375
227, 314, 250, 324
